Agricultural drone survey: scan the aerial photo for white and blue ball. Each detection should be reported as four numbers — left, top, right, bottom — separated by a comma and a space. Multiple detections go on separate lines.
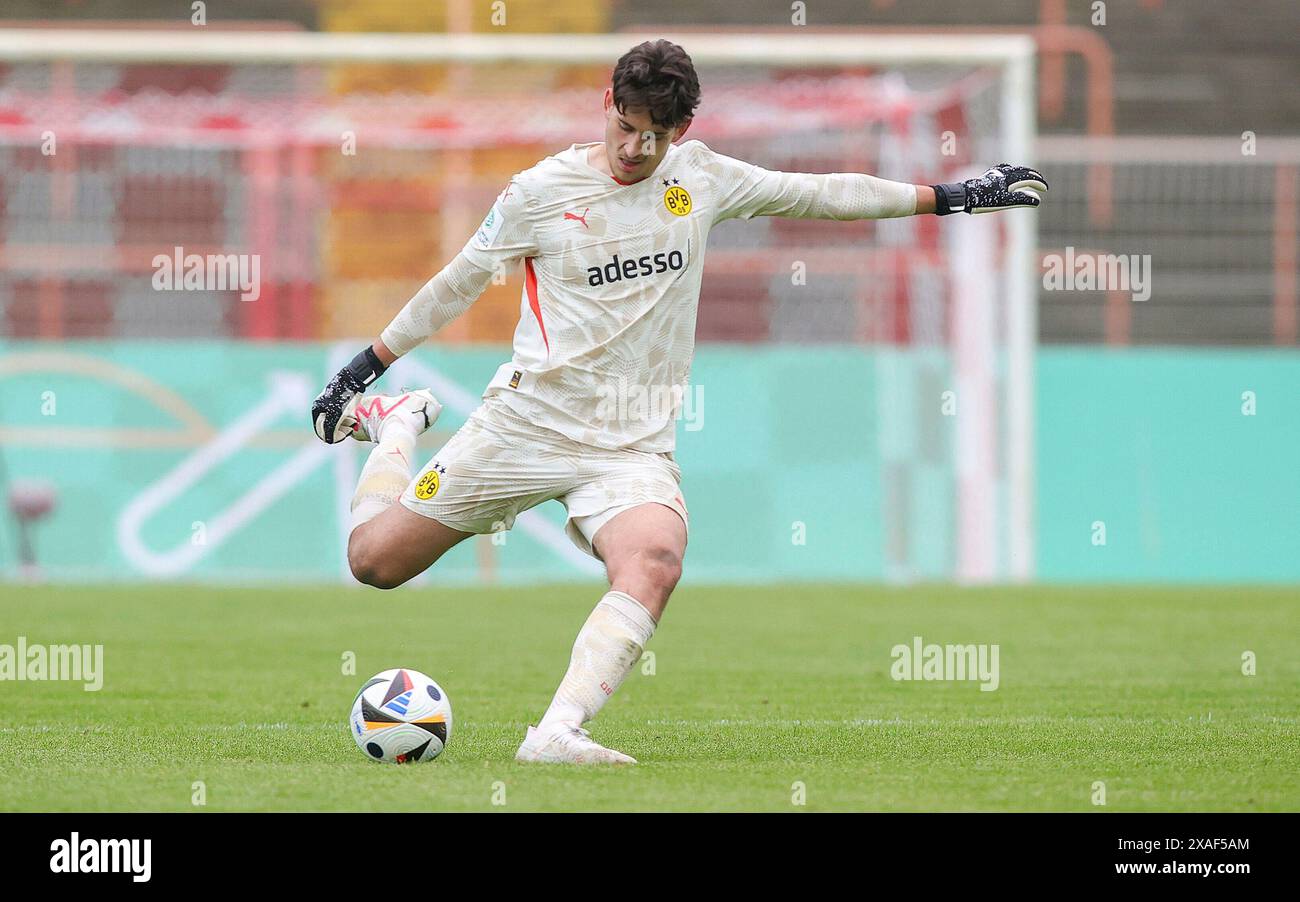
349, 668, 452, 763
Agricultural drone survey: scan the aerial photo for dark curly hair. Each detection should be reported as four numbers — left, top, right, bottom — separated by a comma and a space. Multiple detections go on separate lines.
611, 40, 701, 129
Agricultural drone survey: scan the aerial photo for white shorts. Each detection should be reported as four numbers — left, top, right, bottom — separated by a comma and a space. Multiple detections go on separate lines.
399, 395, 688, 559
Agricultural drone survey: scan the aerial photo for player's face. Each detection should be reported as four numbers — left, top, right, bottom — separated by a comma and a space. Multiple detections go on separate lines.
601, 88, 690, 182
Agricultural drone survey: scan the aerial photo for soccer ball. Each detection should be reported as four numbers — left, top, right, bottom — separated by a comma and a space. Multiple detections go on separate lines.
349, 668, 453, 763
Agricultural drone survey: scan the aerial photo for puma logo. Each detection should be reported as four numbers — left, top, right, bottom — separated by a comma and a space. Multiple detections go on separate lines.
355, 394, 409, 422
563, 207, 590, 229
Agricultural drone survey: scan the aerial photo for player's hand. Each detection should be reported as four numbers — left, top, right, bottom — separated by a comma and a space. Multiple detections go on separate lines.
312, 346, 387, 443
932, 163, 1048, 215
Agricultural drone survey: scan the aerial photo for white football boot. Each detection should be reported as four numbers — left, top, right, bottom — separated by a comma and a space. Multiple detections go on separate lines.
346, 389, 442, 443
515, 724, 637, 765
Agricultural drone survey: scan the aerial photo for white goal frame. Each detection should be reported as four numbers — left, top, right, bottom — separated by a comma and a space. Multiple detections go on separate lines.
0, 28, 1037, 583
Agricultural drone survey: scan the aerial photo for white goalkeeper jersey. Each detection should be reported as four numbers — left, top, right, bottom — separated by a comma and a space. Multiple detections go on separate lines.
386, 139, 916, 452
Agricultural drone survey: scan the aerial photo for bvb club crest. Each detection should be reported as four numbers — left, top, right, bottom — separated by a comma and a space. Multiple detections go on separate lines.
664, 185, 692, 216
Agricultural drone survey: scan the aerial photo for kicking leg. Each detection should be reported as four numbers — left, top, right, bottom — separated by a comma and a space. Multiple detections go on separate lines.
345, 388, 470, 589
517, 502, 686, 764
348, 504, 470, 590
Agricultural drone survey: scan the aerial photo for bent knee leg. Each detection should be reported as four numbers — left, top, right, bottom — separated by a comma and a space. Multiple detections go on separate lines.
348, 528, 409, 590
348, 503, 473, 590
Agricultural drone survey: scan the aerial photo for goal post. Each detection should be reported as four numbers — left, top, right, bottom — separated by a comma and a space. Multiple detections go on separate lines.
0, 29, 1035, 67
0, 28, 1037, 584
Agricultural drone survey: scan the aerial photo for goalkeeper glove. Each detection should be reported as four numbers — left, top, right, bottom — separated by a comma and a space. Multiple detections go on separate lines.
932, 163, 1048, 215
312, 346, 387, 443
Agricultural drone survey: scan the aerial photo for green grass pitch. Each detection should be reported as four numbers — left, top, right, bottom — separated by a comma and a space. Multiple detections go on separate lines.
1, 583, 1296, 811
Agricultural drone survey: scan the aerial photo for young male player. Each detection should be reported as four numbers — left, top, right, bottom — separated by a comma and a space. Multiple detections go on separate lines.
312, 40, 1047, 764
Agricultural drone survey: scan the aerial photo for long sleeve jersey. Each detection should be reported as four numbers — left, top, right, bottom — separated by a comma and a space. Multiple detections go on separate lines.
380, 139, 917, 451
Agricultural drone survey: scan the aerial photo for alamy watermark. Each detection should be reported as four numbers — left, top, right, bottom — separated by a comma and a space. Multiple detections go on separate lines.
50, 833, 150, 882
890, 635, 999, 691
595, 377, 704, 431
1042, 246, 1152, 302
152, 246, 261, 302
0, 637, 103, 691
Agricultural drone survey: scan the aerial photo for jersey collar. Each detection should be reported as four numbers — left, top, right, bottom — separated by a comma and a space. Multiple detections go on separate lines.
571, 142, 677, 187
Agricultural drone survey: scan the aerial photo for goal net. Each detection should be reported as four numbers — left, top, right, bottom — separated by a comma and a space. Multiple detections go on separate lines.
0, 30, 1036, 583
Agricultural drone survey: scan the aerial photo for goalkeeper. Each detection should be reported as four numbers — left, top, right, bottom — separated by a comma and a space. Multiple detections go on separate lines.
312, 39, 1047, 764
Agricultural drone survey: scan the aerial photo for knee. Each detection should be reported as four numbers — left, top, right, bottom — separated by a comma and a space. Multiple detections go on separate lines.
348, 534, 406, 590
628, 544, 683, 596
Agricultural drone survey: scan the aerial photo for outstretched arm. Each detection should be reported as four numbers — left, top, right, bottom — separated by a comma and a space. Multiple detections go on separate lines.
711, 161, 922, 221
708, 148, 1046, 222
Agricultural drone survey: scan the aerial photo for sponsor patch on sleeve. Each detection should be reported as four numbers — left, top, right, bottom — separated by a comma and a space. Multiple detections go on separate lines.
472, 201, 506, 249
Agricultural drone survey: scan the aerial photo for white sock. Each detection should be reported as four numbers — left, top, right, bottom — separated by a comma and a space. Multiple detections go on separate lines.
349, 420, 417, 533
538, 590, 657, 732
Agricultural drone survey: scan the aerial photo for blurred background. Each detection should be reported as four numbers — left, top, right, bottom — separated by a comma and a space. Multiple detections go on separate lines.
0, 0, 1296, 586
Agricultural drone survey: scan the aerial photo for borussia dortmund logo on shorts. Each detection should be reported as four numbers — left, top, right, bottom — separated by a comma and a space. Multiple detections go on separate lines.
415, 464, 446, 500
664, 184, 691, 216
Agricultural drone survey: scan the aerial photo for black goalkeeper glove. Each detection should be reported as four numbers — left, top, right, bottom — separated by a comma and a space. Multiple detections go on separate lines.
932, 163, 1048, 215
312, 346, 387, 444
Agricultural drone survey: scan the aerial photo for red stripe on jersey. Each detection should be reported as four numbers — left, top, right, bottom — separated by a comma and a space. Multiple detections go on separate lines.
524, 257, 550, 355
